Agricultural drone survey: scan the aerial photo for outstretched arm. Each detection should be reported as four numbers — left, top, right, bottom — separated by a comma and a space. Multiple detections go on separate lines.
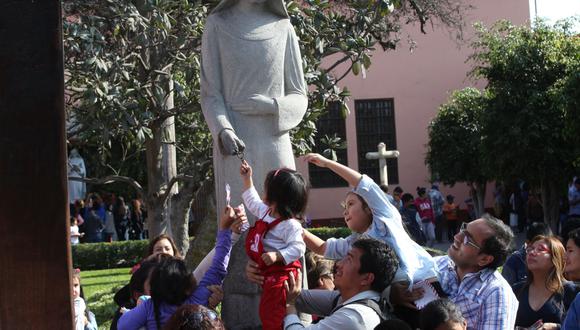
187, 206, 242, 305
302, 229, 327, 256
303, 153, 362, 188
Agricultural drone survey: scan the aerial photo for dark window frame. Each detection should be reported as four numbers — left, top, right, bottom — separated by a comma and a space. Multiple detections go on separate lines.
308, 102, 349, 188
355, 98, 399, 185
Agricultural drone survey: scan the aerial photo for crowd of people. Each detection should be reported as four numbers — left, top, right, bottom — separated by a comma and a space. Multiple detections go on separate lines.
72, 154, 580, 330
70, 193, 147, 245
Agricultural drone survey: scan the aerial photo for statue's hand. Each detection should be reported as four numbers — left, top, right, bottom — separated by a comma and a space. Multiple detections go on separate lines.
219, 129, 245, 156
230, 94, 277, 116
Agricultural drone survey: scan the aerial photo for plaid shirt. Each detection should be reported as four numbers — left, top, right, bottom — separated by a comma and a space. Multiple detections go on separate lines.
435, 256, 519, 330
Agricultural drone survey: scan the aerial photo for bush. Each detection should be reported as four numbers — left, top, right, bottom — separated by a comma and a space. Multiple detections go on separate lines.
308, 227, 352, 241
72, 240, 148, 270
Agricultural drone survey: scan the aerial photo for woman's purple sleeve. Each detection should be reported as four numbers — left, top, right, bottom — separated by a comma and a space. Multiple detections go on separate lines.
117, 299, 150, 330
186, 228, 232, 306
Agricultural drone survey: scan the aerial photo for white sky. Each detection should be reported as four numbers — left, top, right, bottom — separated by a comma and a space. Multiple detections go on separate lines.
529, 0, 580, 30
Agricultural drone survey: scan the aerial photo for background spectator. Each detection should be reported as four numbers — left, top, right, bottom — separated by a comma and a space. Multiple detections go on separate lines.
443, 195, 460, 242
429, 184, 445, 243
565, 228, 580, 283
70, 217, 84, 245
400, 193, 426, 246
512, 235, 578, 328
415, 187, 435, 247
420, 299, 467, 330
502, 222, 552, 285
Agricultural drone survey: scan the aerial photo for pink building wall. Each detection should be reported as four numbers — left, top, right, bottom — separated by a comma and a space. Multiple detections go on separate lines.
296, 0, 530, 222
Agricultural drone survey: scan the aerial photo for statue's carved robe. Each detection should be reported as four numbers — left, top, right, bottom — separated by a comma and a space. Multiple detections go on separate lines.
200, 6, 307, 328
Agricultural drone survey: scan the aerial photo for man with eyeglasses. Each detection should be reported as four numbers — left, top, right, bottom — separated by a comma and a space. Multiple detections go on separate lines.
391, 214, 518, 329
435, 214, 519, 329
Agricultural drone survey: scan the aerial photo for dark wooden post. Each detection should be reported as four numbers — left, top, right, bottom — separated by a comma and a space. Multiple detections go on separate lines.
0, 1, 72, 329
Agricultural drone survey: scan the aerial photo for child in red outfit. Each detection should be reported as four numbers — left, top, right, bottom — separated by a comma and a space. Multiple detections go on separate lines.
240, 161, 307, 330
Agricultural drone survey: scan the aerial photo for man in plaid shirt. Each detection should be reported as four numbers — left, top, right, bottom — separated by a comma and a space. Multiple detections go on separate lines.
391, 214, 518, 329
435, 214, 518, 329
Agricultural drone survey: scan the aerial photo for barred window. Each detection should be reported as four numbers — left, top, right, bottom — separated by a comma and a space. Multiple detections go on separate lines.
355, 98, 399, 185
308, 102, 348, 188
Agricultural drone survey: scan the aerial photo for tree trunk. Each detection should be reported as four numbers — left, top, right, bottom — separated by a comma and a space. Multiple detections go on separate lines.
161, 78, 178, 236
184, 180, 217, 271
470, 181, 487, 217
144, 78, 180, 243
541, 179, 560, 233
145, 125, 169, 238
170, 178, 203, 257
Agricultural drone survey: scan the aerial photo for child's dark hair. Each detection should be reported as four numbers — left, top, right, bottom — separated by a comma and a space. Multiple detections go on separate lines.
446, 194, 455, 203
526, 222, 552, 242
264, 168, 309, 220
162, 304, 225, 330
379, 184, 389, 193
401, 193, 414, 204
420, 299, 465, 330
374, 319, 412, 330
416, 187, 426, 196
132, 254, 172, 297
151, 256, 197, 329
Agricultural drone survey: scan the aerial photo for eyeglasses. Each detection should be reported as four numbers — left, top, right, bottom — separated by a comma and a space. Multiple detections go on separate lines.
459, 222, 481, 250
526, 245, 551, 255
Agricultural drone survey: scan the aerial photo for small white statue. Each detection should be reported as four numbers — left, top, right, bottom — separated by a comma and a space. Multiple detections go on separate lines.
67, 148, 86, 203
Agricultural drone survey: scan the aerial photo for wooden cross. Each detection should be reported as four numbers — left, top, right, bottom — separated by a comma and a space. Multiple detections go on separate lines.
365, 142, 400, 186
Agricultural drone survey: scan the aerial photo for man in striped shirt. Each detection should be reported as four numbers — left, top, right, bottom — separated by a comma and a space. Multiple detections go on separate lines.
435, 214, 518, 329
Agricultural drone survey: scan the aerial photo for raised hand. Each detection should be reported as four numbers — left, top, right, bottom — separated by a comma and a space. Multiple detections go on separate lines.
240, 160, 253, 190
219, 206, 236, 230
261, 252, 279, 266
231, 205, 248, 234
303, 153, 330, 168
284, 270, 302, 305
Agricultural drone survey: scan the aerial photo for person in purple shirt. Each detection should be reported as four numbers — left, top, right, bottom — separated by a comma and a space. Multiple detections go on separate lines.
118, 205, 246, 330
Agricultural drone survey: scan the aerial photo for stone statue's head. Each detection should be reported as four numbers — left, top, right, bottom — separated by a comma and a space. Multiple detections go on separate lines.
69, 148, 81, 158
212, 0, 288, 18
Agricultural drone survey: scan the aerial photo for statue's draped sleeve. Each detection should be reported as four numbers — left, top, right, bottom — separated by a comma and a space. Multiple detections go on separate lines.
201, 16, 233, 139
275, 24, 308, 133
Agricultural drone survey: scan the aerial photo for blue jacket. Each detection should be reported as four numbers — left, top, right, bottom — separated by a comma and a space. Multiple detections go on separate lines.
563, 293, 580, 330
502, 245, 527, 285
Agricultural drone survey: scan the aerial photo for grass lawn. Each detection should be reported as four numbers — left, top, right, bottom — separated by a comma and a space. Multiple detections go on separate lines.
82, 267, 131, 330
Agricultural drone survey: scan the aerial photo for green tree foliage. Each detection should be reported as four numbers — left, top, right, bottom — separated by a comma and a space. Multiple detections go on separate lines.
427, 87, 488, 215
469, 19, 580, 229
63, 0, 468, 250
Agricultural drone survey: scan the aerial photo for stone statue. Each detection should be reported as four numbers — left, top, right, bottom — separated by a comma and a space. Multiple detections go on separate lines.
67, 148, 86, 203
200, 0, 307, 328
